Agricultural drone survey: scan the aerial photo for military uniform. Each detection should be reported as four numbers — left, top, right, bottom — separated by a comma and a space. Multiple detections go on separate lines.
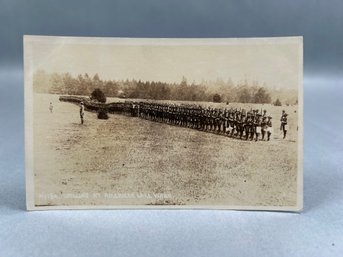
80, 102, 85, 124
280, 113, 288, 139
267, 116, 273, 141
254, 114, 262, 141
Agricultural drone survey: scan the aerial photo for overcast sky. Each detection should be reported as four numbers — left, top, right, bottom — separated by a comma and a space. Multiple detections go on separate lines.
25, 36, 302, 90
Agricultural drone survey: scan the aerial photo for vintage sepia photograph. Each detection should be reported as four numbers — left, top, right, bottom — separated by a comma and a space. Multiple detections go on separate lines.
24, 36, 303, 211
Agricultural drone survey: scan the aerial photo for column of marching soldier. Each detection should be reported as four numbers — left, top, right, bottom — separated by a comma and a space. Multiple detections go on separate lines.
128, 102, 289, 141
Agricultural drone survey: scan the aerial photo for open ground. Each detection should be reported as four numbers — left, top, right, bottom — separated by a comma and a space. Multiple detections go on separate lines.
33, 93, 298, 207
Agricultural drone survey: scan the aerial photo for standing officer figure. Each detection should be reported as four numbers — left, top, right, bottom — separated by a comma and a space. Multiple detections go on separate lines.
80, 102, 85, 124
280, 113, 288, 139
280, 110, 286, 130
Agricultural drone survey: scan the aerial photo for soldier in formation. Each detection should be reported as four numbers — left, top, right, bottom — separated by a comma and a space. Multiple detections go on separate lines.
280, 110, 288, 139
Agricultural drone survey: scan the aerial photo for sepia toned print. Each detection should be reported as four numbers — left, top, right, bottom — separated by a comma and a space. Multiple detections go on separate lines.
24, 36, 303, 211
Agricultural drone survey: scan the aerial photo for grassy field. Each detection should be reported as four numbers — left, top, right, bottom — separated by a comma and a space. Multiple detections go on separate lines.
33, 93, 299, 207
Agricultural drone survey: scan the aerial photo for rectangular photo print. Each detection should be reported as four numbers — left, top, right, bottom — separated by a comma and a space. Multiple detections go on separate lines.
24, 36, 303, 211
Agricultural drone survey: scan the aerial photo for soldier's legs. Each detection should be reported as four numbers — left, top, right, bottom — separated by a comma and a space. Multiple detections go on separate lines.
282, 124, 287, 139
250, 128, 254, 140
234, 126, 239, 137
240, 126, 244, 139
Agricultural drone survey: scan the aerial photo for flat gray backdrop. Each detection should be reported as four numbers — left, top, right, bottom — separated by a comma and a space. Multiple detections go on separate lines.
0, 0, 342, 257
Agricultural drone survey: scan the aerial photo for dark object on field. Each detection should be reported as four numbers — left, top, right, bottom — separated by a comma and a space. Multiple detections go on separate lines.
91, 88, 106, 103
213, 94, 221, 103
274, 98, 282, 106
97, 109, 109, 119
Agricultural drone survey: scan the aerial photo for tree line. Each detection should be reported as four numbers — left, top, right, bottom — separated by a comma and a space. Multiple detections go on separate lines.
33, 70, 297, 105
